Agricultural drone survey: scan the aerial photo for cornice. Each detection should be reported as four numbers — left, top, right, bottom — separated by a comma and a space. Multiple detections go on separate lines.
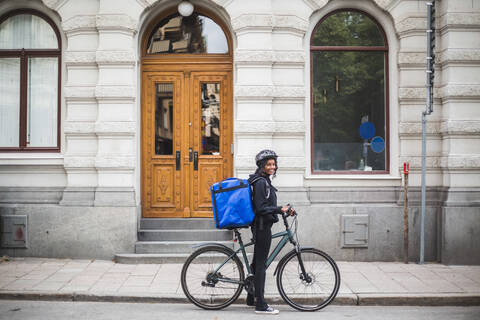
95, 122, 136, 135
440, 121, 480, 135
234, 50, 305, 65
235, 85, 274, 98
398, 121, 441, 135
441, 156, 480, 169
96, 14, 138, 32
395, 15, 426, 35
62, 15, 96, 33
438, 49, 480, 65
95, 86, 136, 100
64, 156, 96, 168
96, 51, 136, 65
440, 85, 480, 100
64, 122, 95, 134
232, 14, 273, 31
439, 13, 480, 32
95, 156, 135, 168
235, 156, 306, 169
64, 51, 96, 65
64, 86, 96, 99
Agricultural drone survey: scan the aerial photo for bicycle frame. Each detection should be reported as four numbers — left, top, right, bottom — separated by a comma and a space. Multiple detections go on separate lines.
211, 223, 296, 285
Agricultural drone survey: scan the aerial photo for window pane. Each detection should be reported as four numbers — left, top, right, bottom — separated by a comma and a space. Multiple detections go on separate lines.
28, 57, 58, 147
201, 83, 220, 155
0, 58, 20, 147
0, 14, 58, 49
312, 11, 384, 46
147, 13, 228, 54
312, 51, 386, 171
155, 83, 174, 155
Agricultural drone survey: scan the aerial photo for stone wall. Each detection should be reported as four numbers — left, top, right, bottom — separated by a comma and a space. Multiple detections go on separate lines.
0, 0, 478, 263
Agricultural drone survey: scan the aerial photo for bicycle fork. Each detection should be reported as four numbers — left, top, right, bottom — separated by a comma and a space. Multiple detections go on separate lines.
295, 245, 313, 284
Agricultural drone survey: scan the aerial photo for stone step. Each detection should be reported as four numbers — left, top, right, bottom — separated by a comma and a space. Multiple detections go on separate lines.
115, 252, 252, 264
137, 229, 232, 241
135, 241, 234, 254
115, 253, 191, 264
140, 218, 215, 230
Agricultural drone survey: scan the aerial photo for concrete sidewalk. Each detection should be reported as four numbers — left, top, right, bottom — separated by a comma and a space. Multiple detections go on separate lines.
0, 257, 479, 306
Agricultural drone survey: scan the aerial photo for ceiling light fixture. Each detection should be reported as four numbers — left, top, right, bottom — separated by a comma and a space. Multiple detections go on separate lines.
178, 1, 194, 17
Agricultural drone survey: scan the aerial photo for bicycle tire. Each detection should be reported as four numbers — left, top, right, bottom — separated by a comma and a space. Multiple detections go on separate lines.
181, 245, 245, 310
276, 248, 340, 311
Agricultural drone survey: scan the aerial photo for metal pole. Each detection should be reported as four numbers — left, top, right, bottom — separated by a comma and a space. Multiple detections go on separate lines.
420, 1, 435, 264
403, 163, 409, 264
420, 111, 426, 264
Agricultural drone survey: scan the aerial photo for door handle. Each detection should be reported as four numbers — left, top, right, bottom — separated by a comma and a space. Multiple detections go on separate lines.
176, 151, 180, 170
194, 151, 198, 171
189, 148, 193, 162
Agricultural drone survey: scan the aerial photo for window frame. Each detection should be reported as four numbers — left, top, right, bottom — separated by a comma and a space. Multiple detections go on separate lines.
0, 9, 62, 152
141, 7, 232, 59
310, 8, 390, 175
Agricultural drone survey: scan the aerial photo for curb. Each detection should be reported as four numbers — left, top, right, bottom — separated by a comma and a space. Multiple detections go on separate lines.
1, 291, 479, 306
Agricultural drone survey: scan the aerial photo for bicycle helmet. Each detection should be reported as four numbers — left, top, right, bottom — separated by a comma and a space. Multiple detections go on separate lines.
255, 149, 278, 166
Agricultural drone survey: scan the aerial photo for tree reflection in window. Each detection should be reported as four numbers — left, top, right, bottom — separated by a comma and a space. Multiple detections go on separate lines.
311, 10, 388, 173
147, 13, 228, 54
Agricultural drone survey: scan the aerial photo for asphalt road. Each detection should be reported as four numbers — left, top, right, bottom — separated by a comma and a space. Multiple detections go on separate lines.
0, 301, 479, 320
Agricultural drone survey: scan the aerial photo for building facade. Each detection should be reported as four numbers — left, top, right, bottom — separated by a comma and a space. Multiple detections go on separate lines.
0, 0, 479, 264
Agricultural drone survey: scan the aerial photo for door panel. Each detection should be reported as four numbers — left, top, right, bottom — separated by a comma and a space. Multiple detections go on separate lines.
190, 72, 232, 217
142, 73, 184, 217
141, 68, 232, 218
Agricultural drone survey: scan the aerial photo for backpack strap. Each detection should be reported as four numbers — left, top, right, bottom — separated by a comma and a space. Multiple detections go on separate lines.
250, 176, 270, 199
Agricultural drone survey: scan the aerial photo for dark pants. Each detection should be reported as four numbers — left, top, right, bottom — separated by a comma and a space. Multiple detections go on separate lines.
251, 220, 272, 307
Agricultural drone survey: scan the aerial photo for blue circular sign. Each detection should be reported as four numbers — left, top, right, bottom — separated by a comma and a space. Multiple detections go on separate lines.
371, 136, 385, 153
359, 122, 376, 140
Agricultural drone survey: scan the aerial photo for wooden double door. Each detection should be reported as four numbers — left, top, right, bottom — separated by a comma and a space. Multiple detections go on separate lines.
141, 66, 233, 217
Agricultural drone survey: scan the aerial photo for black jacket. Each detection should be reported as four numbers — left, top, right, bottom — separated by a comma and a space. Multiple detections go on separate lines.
248, 174, 282, 227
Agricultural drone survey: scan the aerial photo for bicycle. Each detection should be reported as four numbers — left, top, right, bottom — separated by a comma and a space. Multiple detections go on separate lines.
180, 208, 340, 311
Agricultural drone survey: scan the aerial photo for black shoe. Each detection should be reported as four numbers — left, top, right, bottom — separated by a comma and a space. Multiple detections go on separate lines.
246, 294, 255, 306
255, 305, 279, 315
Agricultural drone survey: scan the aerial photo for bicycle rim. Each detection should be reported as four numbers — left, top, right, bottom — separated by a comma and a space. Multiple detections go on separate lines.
277, 248, 340, 311
181, 246, 244, 310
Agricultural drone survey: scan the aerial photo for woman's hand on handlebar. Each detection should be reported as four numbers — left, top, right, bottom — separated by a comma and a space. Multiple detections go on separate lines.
281, 204, 296, 216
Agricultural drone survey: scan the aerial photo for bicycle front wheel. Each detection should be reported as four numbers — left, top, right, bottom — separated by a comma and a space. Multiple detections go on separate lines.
181, 245, 245, 310
276, 248, 340, 311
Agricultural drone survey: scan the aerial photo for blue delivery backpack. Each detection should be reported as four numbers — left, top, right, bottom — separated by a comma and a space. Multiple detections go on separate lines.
210, 177, 257, 229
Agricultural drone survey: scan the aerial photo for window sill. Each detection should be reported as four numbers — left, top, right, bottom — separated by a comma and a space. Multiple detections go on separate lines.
0, 153, 64, 166
304, 172, 402, 187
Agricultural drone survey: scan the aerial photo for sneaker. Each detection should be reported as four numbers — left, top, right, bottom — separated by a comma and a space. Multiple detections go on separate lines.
255, 305, 279, 315
246, 294, 255, 306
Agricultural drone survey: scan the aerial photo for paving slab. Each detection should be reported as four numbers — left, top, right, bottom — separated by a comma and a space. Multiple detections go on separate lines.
0, 258, 479, 306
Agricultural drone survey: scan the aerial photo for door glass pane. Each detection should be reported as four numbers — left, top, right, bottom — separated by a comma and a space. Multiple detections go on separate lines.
155, 83, 174, 155
28, 57, 58, 147
0, 14, 58, 49
201, 83, 220, 155
312, 11, 385, 47
0, 58, 20, 147
147, 13, 228, 54
312, 51, 386, 171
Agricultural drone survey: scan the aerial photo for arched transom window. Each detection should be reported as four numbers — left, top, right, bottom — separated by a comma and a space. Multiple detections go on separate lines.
146, 12, 228, 55
311, 10, 388, 173
0, 10, 61, 151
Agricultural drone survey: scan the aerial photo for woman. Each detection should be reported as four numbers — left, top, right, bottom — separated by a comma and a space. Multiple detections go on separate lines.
247, 149, 292, 314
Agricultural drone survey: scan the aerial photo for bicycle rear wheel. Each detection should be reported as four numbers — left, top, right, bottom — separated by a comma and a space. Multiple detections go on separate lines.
181, 245, 245, 310
276, 248, 340, 311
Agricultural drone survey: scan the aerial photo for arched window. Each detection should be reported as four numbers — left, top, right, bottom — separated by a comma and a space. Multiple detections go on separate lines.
311, 10, 388, 173
145, 12, 228, 54
0, 10, 61, 151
